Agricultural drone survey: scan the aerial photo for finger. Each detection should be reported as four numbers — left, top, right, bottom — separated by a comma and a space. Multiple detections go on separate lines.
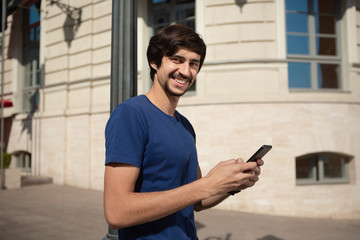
249, 174, 259, 182
241, 179, 255, 188
254, 166, 261, 175
256, 159, 264, 166
221, 158, 242, 166
235, 158, 245, 164
242, 161, 258, 172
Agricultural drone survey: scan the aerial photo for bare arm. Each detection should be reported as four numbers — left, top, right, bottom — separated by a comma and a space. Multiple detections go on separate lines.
104, 159, 258, 229
104, 163, 209, 228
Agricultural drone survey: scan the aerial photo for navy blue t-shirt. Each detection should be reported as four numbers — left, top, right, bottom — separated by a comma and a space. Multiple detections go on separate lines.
105, 95, 199, 240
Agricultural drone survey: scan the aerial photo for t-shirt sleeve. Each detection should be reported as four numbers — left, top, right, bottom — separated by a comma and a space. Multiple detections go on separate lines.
105, 104, 147, 168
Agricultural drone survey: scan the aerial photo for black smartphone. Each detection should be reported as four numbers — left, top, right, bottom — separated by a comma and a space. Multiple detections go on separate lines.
246, 145, 272, 162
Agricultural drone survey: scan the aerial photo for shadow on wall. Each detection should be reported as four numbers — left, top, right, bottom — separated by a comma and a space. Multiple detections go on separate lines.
49, 0, 82, 47
0, 116, 14, 153
63, 11, 82, 47
235, 0, 248, 8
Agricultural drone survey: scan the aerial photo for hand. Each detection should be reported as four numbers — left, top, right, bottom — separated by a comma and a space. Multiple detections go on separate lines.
203, 158, 258, 196
237, 158, 264, 191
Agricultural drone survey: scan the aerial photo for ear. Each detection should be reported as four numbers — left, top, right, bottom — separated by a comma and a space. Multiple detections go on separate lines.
150, 62, 158, 71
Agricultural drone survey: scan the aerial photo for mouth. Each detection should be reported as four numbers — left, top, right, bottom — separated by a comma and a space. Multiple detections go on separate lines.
174, 78, 187, 85
171, 74, 191, 86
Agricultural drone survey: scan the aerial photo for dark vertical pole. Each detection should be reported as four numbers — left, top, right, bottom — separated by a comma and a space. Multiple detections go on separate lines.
0, 0, 6, 190
103, 0, 137, 239
110, 0, 138, 113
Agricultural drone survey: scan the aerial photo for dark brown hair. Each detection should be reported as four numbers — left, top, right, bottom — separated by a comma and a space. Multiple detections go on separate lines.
146, 24, 207, 81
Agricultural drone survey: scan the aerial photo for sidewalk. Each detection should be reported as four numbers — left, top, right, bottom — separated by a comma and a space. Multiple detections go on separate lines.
0, 184, 359, 240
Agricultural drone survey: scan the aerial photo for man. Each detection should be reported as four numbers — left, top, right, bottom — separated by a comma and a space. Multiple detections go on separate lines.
104, 24, 263, 240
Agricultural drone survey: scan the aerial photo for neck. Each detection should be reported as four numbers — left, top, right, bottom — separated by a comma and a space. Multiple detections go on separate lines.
146, 81, 179, 116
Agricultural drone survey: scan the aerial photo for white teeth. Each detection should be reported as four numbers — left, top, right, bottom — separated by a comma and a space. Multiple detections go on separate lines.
175, 78, 186, 84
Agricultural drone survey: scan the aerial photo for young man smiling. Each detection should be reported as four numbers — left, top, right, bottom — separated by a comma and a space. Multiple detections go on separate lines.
104, 24, 264, 240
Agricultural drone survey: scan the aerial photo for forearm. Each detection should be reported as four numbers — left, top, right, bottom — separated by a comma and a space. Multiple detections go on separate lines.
105, 177, 210, 229
194, 193, 230, 211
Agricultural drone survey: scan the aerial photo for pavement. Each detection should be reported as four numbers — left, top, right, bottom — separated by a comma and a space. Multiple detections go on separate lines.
0, 184, 359, 240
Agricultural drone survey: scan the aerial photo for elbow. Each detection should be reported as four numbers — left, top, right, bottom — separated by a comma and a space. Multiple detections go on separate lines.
105, 211, 129, 229
194, 207, 203, 212
104, 204, 133, 229
194, 202, 206, 212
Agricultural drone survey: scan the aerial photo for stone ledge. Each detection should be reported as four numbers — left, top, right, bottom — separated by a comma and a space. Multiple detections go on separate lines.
21, 176, 53, 187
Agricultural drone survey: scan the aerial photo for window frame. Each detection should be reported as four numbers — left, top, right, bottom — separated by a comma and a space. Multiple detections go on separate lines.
295, 152, 352, 185
285, 0, 343, 91
14, 151, 32, 173
21, 2, 41, 113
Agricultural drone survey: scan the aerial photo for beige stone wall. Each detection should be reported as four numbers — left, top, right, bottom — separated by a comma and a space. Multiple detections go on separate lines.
178, 102, 360, 219
205, 0, 277, 62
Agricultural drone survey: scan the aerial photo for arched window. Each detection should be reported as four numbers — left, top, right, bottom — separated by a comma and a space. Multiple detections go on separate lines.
13, 151, 32, 173
296, 152, 352, 185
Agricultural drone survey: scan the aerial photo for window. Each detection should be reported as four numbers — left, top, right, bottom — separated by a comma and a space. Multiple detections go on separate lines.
296, 152, 351, 185
151, 0, 195, 32
14, 151, 31, 173
150, 0, 196, 91
22, 2, 41, 112
286, 0, 341, 90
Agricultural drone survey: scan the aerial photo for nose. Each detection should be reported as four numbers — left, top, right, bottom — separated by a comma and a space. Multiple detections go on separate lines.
178, 62, 191, 78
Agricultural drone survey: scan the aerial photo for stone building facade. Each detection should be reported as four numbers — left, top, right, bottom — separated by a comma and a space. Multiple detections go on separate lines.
1, 0, 359, 219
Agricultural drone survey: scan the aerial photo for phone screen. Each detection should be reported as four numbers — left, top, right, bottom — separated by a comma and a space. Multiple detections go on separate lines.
246, 145, 272, 162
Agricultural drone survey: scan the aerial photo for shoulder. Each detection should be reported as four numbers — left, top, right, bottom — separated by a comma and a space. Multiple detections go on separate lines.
106, 95, 149, 131
114, 95, 146, 110
111, 95, 147, 117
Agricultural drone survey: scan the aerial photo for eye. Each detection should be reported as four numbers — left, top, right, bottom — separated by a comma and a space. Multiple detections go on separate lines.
190, 62, 199, 67
170, 57, 181, 63
190, 61, 200, 69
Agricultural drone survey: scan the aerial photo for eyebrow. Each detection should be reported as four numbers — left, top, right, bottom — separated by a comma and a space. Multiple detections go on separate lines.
172, 54, 201, 63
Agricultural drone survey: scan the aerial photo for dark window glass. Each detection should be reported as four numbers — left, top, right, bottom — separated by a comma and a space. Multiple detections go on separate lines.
288, 62, 311, 88
316, 0, 335, 14
152, 0, 169, 5
316, 37, 336, 56
29, 4, 40, 24
317, 63, 339, 88
176, 6, 195, 29
322, 156, 344, 179
316, 16, 335, 34
286, 13, 308, 33
153, 9, 170, 31
286, 0, 308, 12
296, 157, 316, 179
287, 35, 309, 55
151, 0, 195, 30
